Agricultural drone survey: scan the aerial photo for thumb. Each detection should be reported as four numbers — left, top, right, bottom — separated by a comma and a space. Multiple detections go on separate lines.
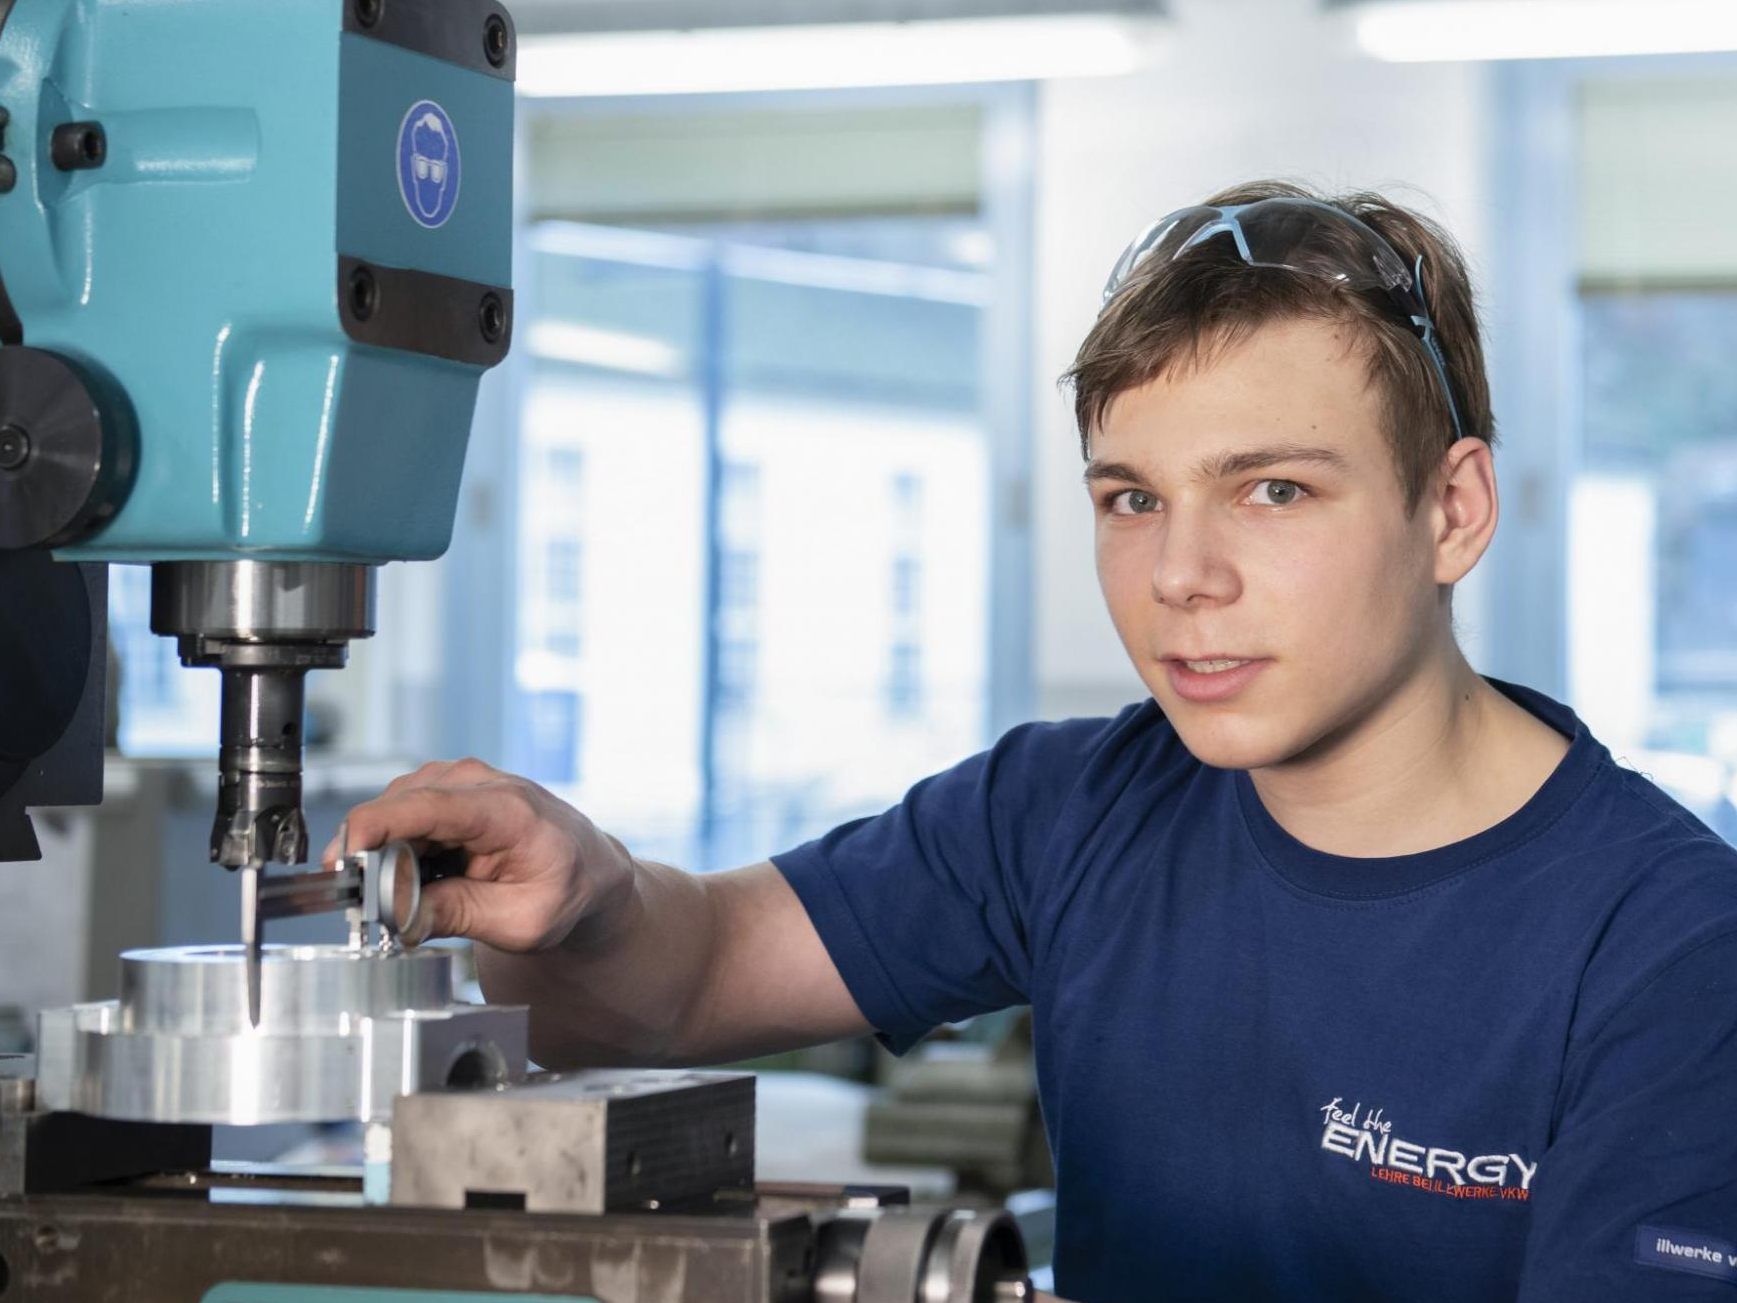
416, 875, 491, 944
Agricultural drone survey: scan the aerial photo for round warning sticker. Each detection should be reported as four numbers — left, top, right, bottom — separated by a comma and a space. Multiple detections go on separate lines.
396, 100, 461, 229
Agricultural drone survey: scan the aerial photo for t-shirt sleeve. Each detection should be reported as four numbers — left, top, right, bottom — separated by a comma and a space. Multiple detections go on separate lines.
1516, 928, 1737, 1300
771, 714, 1119, 1054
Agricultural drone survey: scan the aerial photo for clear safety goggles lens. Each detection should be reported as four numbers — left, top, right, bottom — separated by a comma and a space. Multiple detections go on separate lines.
1102, 198, 1413, 307
1099, 197, 1465, 444
413, 155, 446, 184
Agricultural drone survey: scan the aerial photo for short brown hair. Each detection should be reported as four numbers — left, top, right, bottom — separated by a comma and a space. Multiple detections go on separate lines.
1062, 180, 1495, 512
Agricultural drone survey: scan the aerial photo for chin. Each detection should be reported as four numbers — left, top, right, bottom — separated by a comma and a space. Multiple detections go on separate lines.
1158, 706, 1305, 772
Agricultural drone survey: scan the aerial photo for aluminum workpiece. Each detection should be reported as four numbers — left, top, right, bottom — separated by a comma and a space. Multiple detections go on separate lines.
34, 945, 526, 1124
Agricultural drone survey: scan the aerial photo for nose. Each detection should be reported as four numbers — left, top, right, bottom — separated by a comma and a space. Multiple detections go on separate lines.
1151, 504, 1240, 609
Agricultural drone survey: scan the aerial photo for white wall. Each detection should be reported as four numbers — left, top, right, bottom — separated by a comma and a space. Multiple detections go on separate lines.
1028, 0, 1494, 719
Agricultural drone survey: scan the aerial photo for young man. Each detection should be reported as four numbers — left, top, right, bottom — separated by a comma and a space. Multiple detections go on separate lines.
333, 182, 1737, 1302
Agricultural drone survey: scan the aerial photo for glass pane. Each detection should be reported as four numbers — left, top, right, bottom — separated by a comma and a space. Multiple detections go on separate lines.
514, 221, 993, 871
1574, 291, 1737, 837
109, 563, 219, 756
710, 268, 988, 868
514, 242, 708, 865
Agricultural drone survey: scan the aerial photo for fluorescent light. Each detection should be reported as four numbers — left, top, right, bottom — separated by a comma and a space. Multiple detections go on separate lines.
517, 15, 1163, 97
527, 320, 682, 376
1353, 0, 1737, 62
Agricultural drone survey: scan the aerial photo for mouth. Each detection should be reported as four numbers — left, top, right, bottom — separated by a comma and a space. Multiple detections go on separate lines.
1166, 656, 1256, 674
1160, 655, 1270, 704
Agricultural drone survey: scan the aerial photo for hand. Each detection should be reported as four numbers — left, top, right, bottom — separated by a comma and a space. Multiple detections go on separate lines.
324, 758, 635, 952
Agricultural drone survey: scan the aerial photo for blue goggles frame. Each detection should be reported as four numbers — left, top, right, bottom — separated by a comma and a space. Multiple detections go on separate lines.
1101, 198, 1467, 446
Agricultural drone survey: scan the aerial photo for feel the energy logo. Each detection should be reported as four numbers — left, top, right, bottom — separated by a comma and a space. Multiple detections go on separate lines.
1318, 1096, 1536, 1202
397, 100, 461, 229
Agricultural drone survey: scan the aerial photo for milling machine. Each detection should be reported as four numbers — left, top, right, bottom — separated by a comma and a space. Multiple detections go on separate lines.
0, 0, 1034, 1298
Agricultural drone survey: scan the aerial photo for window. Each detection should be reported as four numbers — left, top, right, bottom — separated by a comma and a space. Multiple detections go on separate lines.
718, 637, 758, 713
1499, 64, 1737, 842
888, 642, 923, 717
545, 539, 583, 606
542, 627, 582, 659
1577, 294, 1737, 768
891, 471, 923, 531
720, 550, 759, 612
720, 460, 762, 541
546, 446, 584, 489
510, 220, 993, 867
891, 555, 921, 618
489, 91, 1028, 870
523, 690, 583, 787
108, 564, 217, 756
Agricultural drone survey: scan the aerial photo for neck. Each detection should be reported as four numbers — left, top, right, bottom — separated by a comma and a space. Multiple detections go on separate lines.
1247, 651, 1570, 858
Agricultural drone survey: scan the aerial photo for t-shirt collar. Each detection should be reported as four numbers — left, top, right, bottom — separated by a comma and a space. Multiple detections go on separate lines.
1232, 677, 1607, 899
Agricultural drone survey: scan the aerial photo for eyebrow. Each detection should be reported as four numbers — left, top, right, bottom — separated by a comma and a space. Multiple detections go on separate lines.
1082, 443, 1351, 486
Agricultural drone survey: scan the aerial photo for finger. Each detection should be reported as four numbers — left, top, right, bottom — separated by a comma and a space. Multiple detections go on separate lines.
323, 830, 450, 871
380, 757, 491, 801
417, 875, 488, 943
341, 783, 537, 861
322, 760, 505, 864
321, 767, 448, 865
322, 811, 408, 868
380, 764, 448, 799
393, 757, 499, 792
418, 875, 556, 951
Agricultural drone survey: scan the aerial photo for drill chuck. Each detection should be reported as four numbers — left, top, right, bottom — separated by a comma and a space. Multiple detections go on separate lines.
150, 560, 376, 867
213, 663, 310, 867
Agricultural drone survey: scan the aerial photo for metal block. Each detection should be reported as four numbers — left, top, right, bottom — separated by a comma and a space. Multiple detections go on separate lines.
391, 1069, 755, 1214
0, 1191, 820, 1302
35, 947, 528, 1124
0, 1054, 33, 1114
0, 1106, 211, 1197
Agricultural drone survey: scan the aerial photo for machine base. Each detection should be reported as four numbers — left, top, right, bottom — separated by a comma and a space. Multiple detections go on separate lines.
0, 1067, 1031, 1301
0, 1177, 903, 1303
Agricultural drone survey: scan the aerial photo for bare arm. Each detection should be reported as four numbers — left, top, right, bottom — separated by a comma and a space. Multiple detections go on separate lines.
330, 760, 870, 1068
477, 858, 869, 1066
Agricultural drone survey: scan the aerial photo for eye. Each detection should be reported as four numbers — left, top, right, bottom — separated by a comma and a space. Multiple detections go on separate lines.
1246, 479, 1307, 507
1107, 489, 1159, 516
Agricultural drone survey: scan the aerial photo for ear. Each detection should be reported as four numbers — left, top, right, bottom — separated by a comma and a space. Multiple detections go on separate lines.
1430, 437, 1497, 585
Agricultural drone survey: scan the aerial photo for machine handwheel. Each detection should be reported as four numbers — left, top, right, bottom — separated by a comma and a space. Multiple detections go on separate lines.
816, 1205, 1032, 1303
0, 346, 133, 549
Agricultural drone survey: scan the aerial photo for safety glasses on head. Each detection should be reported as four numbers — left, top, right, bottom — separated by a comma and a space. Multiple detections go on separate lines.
1100, 197, 1466, 444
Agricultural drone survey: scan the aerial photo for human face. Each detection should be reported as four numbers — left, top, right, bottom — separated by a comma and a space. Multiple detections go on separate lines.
1087, 317, 1446, 773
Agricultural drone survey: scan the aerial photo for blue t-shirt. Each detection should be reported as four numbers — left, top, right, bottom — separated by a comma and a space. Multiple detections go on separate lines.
773, 679, 1737, 1302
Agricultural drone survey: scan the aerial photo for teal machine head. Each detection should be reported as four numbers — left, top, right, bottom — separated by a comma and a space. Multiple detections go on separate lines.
0, 0, 515, 1009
